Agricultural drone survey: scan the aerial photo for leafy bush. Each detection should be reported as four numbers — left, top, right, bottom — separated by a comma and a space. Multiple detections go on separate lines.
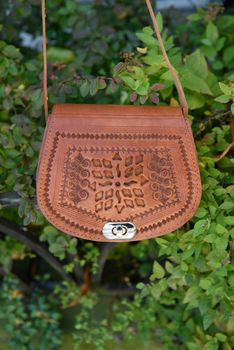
0, 2, 233, 350
0, 274, 62, 350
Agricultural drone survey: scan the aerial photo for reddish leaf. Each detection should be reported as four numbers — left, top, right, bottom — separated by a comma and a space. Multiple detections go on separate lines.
98, 78, 107, 90
114, 77, 122, 84
114, 62, 124, 75
130, 92, 138, 103
150, 83, 165, 91
150, 93, 159, 104
109, 80, 116, 93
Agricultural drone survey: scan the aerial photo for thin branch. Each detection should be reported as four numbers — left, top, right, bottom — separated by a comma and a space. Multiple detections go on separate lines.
0, 192, 21, 208
93, 243, 116, 285
195, 110, 231, 138
214, 142, 234, 161
0, 217, 74, 282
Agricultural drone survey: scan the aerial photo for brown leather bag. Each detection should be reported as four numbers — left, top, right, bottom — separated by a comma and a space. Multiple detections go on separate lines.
37, 0, 202, 242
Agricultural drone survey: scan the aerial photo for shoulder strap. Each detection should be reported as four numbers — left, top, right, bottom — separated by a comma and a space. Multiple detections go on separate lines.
41, 0, 48, 121
41, 0, 188, 121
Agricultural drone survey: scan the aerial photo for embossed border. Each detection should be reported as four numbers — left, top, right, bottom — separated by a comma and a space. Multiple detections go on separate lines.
40, 131, 194, 235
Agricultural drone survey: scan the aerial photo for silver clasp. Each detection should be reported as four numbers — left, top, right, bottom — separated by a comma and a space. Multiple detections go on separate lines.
102, 222, 136, 240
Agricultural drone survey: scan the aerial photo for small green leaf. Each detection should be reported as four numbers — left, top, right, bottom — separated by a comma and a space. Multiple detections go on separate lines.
2, 45, 20, 58
203, 310, 216, 330
194, 219, 210, 236
136, 282, 145, 290
199, 278, 212, 290
120, 75, 137, 90
135, 80, 150, 95
215, 333, 227, 343
206, 22, 218, 43
156, 12, 163, 32
224, 216, 234, 225
220, 201, 234, 211
80, 80, 89, 97
186, 91, 206, 110
194, 207, 208, 218
223, 45, 234, 64
214, 95, 231, 103
46, 47, 75, 63
136, 32, 157, 47
215, 224, 227, 234
151, 261, 165, 279
188, 13, 203, 21
32, 89, 43, 110
185, 50, 208, 78
231, 103, 234, 115
219, 82, 232, 96
89, 78, 98, 96
181, 71, 212, 95
184, 286, 201, 304
42, 225, 58, 236
204, 233, 216, 243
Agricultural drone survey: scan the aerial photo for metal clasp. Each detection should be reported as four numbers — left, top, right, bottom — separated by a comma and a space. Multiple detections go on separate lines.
102, 222, 136, 240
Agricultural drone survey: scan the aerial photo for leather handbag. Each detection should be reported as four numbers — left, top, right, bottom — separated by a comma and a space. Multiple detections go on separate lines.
37, 0, 202, 242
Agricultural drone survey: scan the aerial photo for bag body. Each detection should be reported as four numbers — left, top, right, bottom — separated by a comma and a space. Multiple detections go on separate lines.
37, 104, 201, 241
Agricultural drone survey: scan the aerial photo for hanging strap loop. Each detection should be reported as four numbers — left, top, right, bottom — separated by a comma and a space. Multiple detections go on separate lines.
145, 0, 188, 118
41, 0, 188, 121
41, 0, 48, 121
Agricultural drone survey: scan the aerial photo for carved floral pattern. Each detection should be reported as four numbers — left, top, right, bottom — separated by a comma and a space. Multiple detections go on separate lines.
148, 149, 178, 204
61, 151, 91, 205
60, 147, 178, 214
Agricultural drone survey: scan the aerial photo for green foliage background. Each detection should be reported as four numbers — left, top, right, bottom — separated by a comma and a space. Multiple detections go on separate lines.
0, 1, 233, 349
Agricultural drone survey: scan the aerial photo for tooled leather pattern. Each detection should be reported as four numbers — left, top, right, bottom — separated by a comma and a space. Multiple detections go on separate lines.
59, 147, 178, 217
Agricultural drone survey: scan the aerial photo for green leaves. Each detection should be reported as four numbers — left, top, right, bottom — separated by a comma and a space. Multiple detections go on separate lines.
214, 80, 234, 114
79, 78, 108, 98
0, 274, 62, 350
180, 50, 214, 108
40, 225, 77, 260
120, 68, 150, 96
2, 44, 21, 59
136, 26, 158, 47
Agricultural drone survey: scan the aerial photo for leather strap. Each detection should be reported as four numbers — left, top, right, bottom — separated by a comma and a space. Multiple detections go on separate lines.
41, 0, 48, 121
145, 0, 188, 118
41, 0, 188, 121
